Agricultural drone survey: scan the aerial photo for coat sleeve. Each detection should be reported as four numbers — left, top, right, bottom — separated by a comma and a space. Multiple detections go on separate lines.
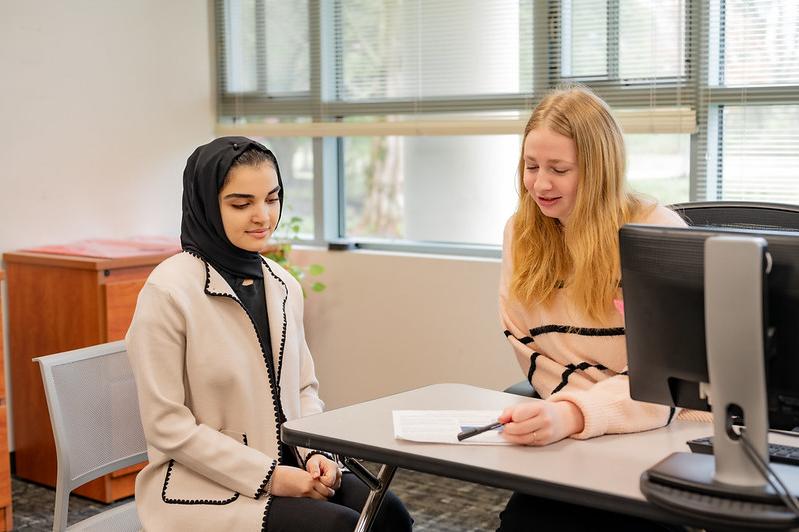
126, 282, 277, 498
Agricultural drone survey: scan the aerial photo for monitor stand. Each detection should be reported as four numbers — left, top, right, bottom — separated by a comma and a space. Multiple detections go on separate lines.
640, 236, 799, 528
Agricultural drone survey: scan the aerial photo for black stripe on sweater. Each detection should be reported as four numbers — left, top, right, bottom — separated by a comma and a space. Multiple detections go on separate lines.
550, 362, 611, 395
505, 330, 534, 345
529, 324, 625, 338
527, 352, 542, 384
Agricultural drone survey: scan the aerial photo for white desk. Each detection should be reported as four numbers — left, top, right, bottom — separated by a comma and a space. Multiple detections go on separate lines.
282, 383, 733, 529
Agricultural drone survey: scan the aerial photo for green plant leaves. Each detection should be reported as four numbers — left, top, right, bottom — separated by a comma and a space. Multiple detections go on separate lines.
262, 212, 327, 297
311, 282, 326, 293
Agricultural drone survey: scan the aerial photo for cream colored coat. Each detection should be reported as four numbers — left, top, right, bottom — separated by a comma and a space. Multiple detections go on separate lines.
126, 252, 325, 531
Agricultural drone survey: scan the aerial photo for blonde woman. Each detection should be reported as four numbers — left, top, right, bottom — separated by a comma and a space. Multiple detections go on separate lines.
497, 88, 689, 531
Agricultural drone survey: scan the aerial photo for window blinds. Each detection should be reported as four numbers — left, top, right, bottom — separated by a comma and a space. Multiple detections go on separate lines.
215, 0, 695, 136
694, 0, 799, 203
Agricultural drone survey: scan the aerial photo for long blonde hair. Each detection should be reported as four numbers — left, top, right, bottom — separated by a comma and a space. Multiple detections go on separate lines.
510, 86, 649, 322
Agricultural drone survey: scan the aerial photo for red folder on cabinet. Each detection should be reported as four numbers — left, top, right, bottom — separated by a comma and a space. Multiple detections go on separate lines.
23, 236, 181, 259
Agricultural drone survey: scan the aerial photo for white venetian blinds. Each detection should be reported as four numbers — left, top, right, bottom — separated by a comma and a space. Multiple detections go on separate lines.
696, 0, 799, 203
333, 0, 534, 102
216, 0, 311, 117
214, 0, 696, 136
552, 0, 694, 129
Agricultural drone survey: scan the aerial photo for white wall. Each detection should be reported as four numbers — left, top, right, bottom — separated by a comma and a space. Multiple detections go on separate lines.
0, 1, 216, 447
0, 1, 215, 254
292, 248, 521, 409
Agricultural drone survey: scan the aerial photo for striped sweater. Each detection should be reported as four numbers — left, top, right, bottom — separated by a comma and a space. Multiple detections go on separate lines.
500, 204, 708, 440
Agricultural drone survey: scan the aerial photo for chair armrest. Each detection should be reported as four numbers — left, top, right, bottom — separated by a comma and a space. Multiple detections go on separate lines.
503, 380, 538, 398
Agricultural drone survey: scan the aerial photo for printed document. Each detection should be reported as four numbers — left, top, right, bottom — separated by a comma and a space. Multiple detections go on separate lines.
392, 410, 510, 445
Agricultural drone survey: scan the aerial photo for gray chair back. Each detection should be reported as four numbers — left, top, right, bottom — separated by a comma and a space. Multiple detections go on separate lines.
35, 341, 146, 532
670, 201, 799, 231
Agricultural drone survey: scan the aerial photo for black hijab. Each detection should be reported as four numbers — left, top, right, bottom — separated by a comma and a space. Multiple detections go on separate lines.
180, 136, 284, 280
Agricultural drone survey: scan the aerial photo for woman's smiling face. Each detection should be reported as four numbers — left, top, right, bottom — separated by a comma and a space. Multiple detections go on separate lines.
522, 127, 580, 226
218, 163, 281, 253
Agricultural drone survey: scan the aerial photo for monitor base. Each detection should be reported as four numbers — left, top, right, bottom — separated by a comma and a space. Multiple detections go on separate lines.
641, 452, 799, 529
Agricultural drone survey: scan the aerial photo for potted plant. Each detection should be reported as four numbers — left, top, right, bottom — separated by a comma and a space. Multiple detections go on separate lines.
262, 215, 326, 296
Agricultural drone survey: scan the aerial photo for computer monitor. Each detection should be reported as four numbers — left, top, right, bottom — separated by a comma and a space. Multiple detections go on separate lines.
620, 223, 799, 525
620, 223, 799, 431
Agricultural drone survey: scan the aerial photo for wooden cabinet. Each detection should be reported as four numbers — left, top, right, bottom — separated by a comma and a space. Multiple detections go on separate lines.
0, 271, 13, 530
4, 251, 173, 503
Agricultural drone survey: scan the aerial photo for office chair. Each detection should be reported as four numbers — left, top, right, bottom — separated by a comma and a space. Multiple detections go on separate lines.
35, 341, 146, 532
503, 200, 799, 398
670, 200, 799, 231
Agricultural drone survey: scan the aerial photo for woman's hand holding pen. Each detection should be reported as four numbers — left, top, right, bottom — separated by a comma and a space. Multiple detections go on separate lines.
270, 464, 335, 500
306, 454, 342, 491
498, 400, 584, 446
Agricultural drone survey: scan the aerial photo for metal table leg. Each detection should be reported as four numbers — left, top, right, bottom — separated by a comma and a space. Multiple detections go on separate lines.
354, 464, 397, 532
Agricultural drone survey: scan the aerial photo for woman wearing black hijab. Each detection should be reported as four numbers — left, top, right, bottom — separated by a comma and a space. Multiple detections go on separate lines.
126, 137, 412, 531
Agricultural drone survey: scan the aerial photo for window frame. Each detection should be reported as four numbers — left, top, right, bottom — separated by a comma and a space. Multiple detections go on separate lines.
213, 0, 799, 255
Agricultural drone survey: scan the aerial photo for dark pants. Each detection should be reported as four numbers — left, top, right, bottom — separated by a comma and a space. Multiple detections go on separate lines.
497, 492, 683, 532
266, 473, 413, 532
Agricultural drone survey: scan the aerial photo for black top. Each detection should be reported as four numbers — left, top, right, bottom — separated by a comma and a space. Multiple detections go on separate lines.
220, 272, 274, 371
219, 271, 297, 466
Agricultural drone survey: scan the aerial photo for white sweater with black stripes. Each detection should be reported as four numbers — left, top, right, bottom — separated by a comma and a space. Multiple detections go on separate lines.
500, 205, 708, 439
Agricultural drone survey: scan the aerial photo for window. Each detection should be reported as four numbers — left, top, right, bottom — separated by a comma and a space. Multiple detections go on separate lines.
720, 1, 799, 87
214, 0, 799, 252
717, 105, 799, 204
253, 136, 315, 236
626, 134, 691, 206
343, 135, 519, 245
336, 0, 532, 100
695, 0, 799, 203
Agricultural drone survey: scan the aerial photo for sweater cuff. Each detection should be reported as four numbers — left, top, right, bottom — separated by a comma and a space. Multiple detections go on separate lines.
548, 390, 611, 439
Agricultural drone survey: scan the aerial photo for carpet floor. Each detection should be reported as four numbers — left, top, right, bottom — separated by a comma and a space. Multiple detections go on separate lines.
11, 468, 512, 531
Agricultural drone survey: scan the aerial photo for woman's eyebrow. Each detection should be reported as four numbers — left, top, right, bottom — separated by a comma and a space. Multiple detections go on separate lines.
268, 185, 281, 195
524, 156, 574, 164
222, 193, 255, 200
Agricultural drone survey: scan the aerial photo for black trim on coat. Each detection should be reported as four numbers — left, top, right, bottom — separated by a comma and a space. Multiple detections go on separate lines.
303, 450, 336, 468
262, 496, 275, 532
261, 257, 289, 385
254, 460, 278, 499
161, 432, 249, 506
199, 254, 287, 467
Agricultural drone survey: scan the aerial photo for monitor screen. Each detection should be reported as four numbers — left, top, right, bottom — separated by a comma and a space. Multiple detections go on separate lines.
620, 224, 799, 431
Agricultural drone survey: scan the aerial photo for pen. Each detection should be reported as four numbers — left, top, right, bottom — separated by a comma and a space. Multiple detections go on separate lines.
457, 420, 505, 441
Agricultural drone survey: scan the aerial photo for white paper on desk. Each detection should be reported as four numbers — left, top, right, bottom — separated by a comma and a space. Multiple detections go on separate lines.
392, 410, 510, 445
